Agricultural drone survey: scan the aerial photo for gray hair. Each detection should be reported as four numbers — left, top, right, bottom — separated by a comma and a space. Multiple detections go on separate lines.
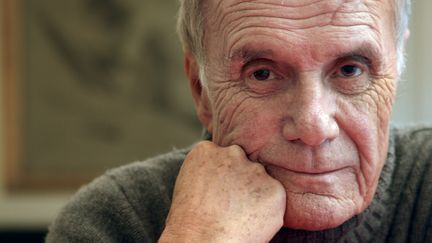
177, 0, 411, 77
394, 0, 412, 74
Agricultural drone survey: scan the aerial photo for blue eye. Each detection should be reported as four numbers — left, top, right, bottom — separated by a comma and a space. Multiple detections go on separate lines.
253, 69, 272, 81
340, 65, 362, 77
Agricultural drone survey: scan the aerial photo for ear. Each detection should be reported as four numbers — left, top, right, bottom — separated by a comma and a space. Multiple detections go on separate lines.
184, 50, 213, 133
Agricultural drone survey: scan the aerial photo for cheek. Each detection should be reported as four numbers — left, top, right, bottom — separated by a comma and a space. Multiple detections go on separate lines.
212, 95, 282, 154
335, 84, 394, 204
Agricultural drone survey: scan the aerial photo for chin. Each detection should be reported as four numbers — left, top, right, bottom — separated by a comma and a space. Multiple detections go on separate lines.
282, 192, 363, 231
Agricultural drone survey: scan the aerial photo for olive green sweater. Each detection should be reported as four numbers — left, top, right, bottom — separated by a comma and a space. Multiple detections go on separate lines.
46, 125, 432, 242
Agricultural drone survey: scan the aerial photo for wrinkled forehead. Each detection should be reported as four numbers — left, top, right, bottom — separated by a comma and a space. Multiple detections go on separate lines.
204, 0, 394, 35
205, 0, 393, 16
202, 0, 396, 65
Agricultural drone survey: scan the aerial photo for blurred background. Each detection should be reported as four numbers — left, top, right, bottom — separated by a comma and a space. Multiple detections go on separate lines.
0, 0, 431, 242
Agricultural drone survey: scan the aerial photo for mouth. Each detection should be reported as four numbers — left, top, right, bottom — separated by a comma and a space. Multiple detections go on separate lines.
261, 161, 350, 176
283, 167, 350, 176
263, 162, 356, 195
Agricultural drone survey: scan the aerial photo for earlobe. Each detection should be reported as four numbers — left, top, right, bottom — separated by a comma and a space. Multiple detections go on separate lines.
184, 51, 213, 133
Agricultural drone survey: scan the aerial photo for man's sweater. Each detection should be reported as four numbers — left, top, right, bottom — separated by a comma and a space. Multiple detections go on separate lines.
46, 126, 432, 242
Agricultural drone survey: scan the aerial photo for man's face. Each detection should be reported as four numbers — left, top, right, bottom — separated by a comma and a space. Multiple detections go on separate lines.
189, 0, 399, 230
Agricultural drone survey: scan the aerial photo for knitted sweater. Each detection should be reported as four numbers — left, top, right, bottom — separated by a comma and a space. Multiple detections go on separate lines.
46, 126, 432, 242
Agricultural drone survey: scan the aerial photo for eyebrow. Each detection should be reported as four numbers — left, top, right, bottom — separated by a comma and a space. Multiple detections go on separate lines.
228, 47, 275, 64
334, 43, 383, 66
228, 42, 383, 67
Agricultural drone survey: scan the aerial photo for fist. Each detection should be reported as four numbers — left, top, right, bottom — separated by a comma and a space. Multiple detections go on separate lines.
159, 141, 286, 243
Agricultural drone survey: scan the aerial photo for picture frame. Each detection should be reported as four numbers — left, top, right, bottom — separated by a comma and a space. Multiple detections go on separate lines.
1, 0, 201, 191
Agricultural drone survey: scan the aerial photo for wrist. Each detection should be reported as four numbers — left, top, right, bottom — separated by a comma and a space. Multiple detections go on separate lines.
159, 224, 240, 243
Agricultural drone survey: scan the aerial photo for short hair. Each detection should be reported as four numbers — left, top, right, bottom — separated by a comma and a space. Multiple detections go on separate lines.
177, 0, 411, 76
394, 0, 411, 73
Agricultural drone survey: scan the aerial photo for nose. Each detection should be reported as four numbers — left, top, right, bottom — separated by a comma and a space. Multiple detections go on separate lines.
282, 78, 339, 146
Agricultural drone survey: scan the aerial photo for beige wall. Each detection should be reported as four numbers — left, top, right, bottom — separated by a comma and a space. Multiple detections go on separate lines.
0, 1, 430, 230
392, 1, 432, 123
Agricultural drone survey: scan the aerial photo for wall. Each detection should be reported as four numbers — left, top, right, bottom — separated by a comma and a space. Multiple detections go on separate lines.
392, 1, 432, 123
0, 4, 71, 229
0, 0, 431, 230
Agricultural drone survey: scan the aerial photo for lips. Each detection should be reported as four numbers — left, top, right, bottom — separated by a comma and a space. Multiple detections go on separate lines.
264, 163, 357, 195
255, 144, 359, 177
278, 166, 350, 175
261, 160, 351, 176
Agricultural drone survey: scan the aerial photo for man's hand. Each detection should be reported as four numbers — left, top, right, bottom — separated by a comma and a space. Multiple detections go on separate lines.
159, 141, 286, 243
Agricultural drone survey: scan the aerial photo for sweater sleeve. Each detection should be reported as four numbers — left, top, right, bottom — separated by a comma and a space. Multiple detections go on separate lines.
46, 149, 187, 243
384, 126, 432, 243
45, 173, 152, 243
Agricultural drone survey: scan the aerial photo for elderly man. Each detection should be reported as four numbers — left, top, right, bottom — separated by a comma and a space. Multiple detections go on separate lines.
47, 0, 432, 242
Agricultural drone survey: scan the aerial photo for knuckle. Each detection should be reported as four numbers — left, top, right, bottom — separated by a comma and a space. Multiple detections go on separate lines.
250, 162, 266, 174
269, 179, 286, 197
194, 140, 215, 150
186, 141, 216, 165
226, 144, 246, 158
190, 141, 216, 156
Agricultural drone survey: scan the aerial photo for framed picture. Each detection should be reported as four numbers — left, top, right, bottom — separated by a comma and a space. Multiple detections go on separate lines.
2, 0, 201, 191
